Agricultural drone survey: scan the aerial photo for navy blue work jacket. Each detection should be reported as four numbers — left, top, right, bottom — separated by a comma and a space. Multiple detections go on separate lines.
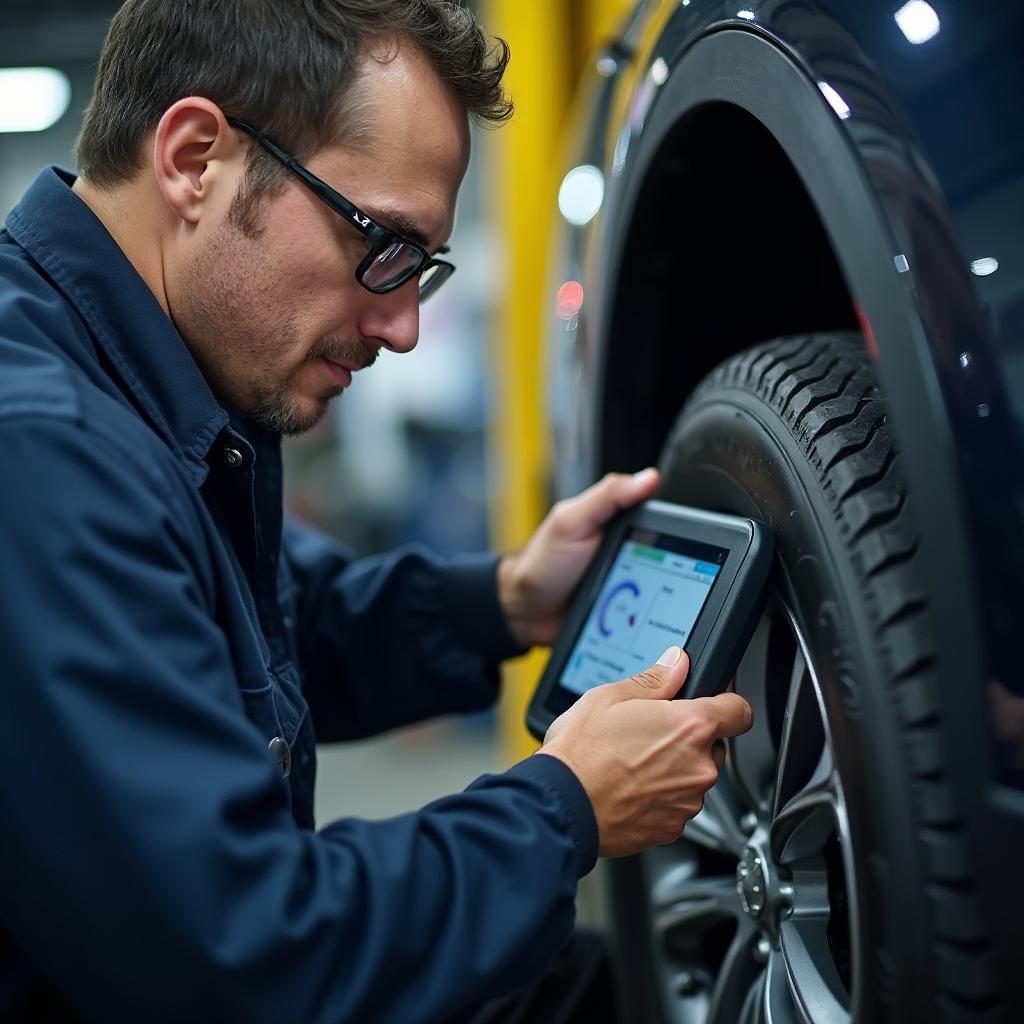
0, 169, 597, 1023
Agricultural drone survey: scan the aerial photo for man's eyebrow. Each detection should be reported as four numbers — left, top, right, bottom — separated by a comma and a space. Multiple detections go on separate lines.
364, 206, 433, 249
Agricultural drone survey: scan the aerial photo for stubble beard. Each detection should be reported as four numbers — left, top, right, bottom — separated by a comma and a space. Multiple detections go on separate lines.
252, 336, 378, 436
174, 217, 377, 437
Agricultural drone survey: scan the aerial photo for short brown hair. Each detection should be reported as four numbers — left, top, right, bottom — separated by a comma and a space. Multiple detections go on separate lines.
75, 0, 512, 190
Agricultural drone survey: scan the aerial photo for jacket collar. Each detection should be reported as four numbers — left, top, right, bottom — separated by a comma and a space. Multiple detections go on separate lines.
4, 167, 228, 486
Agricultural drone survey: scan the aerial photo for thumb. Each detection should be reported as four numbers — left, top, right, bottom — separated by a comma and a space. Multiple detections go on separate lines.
615, 645, 690, 701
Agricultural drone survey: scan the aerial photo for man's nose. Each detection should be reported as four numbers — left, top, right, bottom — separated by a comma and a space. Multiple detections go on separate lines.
359, 281, 420, 354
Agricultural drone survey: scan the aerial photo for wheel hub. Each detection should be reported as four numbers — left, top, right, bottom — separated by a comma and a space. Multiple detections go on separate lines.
736, 842, 792, 936
736, 846, 767, 917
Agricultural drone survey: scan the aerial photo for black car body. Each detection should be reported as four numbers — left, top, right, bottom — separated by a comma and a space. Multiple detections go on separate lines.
544, 1, 1023, 1020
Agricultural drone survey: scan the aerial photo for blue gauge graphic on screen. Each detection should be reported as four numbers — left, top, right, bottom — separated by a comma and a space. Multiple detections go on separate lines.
598, 579, 642, 639
558, 531, 730, 696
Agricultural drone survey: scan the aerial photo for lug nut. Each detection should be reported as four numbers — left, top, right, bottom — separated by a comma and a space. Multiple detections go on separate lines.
674, 971, 699, 997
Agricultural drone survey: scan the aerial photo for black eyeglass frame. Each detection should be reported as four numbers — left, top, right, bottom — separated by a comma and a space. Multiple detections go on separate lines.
226, 116, 455, 300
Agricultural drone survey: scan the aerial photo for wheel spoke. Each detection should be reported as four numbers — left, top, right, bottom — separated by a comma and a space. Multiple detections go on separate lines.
771, 640, 826, 817
706, 927, 763, 1024
779, 918, 851, 1024
763, 950, 801, 1024
683, 804, 732, 853
739, 971, 766, 1024
728, 615, 776, 812
652, 874, 742, 941
770, 751, 838, 865
648, 851, 696, 908
685, 773, 748, 855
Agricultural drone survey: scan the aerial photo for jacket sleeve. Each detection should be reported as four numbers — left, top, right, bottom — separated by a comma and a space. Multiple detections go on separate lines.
0, 415, 597, 1024
282, 516, 528, 741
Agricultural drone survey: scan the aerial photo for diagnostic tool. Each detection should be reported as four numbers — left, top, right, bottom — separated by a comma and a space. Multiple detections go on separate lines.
527, 500, 773, 740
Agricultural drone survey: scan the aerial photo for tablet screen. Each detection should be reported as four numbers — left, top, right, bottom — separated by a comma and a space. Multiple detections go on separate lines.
558, 528, 728, 696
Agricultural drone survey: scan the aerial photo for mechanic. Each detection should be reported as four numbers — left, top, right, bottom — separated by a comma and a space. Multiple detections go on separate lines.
0, 1, 753, 1021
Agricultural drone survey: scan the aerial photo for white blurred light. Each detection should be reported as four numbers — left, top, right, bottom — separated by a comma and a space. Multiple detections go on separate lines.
818, 82, 852, 120
0, 67, 71, 133
682, 0, 691, 5
611, 127, 630, 177
894, 254, 910, 273
895, 2, 940, 44
650, 58, 669, 85
970, 257, 999, 277
737, 10, 757, 20
558, 164, 605, 227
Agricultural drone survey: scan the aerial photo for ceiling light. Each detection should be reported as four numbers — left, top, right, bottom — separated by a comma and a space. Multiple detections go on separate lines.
894, 2, 940, 44
0, 67, 71, 133
970, 257, 999, 277
558, 165, 605, 227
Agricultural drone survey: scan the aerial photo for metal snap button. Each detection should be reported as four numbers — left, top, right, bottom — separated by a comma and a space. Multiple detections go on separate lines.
223, 447, 243, 468
269, 736, 291, 778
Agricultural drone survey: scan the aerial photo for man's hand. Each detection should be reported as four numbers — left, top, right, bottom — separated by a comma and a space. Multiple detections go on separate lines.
541, 645, 753, 858
498, 468, 660, 648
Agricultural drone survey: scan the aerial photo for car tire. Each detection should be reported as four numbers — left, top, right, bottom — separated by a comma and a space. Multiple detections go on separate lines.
607, 333, 998, 1024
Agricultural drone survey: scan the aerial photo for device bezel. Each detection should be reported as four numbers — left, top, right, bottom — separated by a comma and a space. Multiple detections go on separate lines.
526, 500, 772, 740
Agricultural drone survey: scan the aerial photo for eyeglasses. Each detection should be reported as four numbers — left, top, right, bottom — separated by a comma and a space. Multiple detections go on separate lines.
226, 116, 455, 302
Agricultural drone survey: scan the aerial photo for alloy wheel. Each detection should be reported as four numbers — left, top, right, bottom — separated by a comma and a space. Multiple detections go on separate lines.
643, 594, 859, 1024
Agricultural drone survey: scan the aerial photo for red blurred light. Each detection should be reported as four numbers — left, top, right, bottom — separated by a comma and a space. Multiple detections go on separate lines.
556, 280, 585, 320
854, 303, 879, 360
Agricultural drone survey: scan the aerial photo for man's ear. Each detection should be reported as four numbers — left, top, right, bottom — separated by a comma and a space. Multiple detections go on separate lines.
152, 98, 240, 225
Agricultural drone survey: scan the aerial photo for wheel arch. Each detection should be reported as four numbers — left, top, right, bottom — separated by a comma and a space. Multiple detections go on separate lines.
584, 26, 1008, 1008
596, 96, 859, 474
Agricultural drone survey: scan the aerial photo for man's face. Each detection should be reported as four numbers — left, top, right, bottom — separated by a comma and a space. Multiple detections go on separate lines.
168, 43, 469, 435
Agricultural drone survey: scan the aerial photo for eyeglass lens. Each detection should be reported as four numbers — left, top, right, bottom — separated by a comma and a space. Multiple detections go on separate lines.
363, 242, 424, 290
418, 263, 448, 297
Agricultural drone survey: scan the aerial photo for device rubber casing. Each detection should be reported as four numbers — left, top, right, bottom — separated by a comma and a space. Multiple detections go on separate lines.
526, 500, 773, 741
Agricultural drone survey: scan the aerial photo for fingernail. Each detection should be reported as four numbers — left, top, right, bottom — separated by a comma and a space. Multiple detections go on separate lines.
657, 645, 682, 667
632, 467, 657, 488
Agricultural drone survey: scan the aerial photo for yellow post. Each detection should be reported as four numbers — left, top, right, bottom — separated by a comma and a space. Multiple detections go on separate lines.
483, 0, 568, 764
484, 0, 634, 763
578, 0, 637, 66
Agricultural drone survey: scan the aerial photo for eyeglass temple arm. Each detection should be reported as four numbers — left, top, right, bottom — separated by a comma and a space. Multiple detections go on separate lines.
227, 117, 452, 261
225, 116, 374, 230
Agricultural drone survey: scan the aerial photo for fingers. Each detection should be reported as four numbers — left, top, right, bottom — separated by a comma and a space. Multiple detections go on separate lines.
553, 468, 660, 540
689, 691, 755, 739
711, 739, 727, 769
613, 645, 690, 701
